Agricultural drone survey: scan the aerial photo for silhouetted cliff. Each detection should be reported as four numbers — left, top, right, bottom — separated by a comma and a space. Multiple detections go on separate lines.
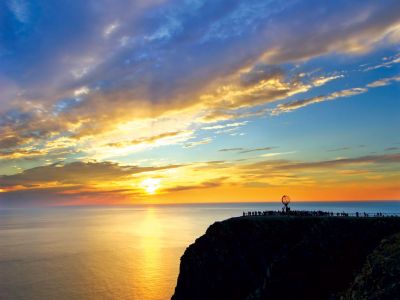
172, 216, 400, 300
342, 233, 400, 299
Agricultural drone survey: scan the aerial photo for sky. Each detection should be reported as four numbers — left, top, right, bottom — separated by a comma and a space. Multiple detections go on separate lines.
0, 0, 399, 206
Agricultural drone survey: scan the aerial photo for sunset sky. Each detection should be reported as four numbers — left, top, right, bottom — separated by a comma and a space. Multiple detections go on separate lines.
0, 0, 399, 206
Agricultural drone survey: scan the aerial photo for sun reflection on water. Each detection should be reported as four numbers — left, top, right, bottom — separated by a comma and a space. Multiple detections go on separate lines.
135, 208, 166, 299
0, 206, 216, 300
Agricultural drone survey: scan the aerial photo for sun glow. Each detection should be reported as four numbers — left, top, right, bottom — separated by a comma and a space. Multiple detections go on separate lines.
141, 178, 161, 194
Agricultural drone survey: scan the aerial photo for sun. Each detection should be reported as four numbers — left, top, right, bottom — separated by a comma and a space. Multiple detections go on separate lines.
141, 178, 161, 194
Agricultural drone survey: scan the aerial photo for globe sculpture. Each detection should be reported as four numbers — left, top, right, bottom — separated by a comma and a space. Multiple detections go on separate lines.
281, 195, 291, 213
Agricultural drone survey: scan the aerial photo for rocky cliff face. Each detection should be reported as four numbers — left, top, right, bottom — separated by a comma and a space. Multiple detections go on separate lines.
172, 216, 400, 300
343, 233, 400, 299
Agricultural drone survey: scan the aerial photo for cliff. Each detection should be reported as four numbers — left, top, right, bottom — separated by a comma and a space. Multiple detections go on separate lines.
172, 216, 400, 300
343, 233, 400, 299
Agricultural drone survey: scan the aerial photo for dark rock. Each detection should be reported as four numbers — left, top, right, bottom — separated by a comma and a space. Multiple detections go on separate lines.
342, 233, 400, 300
171, 216, 400, 300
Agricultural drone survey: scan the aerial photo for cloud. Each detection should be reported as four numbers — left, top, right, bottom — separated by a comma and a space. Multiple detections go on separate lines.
327, 147, 351, 152
200, 107, 270, 123
270, 73, 400, 115
272, 87, 368, 115
217, 146, 276, 154
385, 147, 399, 151
7, 0, 30, 24
260, 151, 296, 157
0, 185, 142, 207
180, 152, 400, 192
366, 75, 400, 87
1, 151, 398, 206
312, 75, 344, 87
1, 0, 399, 205
103, 21, 120, 38
164, 178, 226, 193
326, 145, 366, 153
239, 65, 284, 87
363, 53, 400, 71
201, 66, 313, 114
183, 137, 213, 148
259, 1, 400, 63
0, 161, 183, 188
337, 169, 371, 175
1, 0, 398, 151
202, 121, 248, 130
239, 147, 276, 154
276, 153, 400, 170
0, 160, 188, 206
243, 181, 273, 188
106, 131, 192, 148
219, 148, 244, 152
236, 153, 400, 180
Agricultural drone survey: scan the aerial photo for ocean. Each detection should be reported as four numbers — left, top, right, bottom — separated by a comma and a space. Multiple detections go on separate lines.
0, 202, 399, 300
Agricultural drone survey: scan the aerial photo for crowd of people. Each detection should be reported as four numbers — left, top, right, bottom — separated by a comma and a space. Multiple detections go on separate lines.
242, 210, 390, 218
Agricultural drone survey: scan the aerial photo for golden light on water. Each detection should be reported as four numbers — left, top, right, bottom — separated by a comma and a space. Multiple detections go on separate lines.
141, 178, 161, 194
135, 208, 165, 299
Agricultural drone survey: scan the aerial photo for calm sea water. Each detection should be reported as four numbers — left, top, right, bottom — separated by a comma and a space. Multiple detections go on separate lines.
0, 201, 399, 300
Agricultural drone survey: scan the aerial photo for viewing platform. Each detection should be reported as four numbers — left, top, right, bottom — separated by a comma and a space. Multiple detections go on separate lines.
242, 195, 400, 218
242, 210, 400, 218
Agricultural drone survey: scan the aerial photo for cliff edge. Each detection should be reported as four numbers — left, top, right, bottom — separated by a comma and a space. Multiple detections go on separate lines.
342, 233, 400, 299
172, 216, 400, 300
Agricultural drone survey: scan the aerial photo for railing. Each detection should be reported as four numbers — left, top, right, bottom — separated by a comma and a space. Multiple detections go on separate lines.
242, 210, 400, 218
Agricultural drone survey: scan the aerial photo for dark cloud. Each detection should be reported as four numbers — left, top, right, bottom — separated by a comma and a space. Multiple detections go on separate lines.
261, 0, 400, 63
218, 147, 276, 154
240, 65, 284, 87
219, 148, 244, 152
0, 160, 185, 206
0, 107, 69, 157
0, 187, 78, 207
0, 161, 183, 188
0, 186, 140, 207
